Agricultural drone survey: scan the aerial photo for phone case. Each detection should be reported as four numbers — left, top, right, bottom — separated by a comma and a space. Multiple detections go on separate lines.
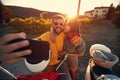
7, 38, 50, 64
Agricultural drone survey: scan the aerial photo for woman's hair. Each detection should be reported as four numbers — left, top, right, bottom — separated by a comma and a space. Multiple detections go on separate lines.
66, 17, 80, 34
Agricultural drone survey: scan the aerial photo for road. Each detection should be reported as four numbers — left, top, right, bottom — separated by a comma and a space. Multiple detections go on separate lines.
77, 20, 120, 80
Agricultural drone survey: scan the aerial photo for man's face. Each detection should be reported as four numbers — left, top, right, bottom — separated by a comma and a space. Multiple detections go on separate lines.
52, 18, 65, 34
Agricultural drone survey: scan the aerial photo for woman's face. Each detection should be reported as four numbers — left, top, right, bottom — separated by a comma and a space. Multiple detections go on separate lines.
64, 22, 71, 35
64, 18, 79, 36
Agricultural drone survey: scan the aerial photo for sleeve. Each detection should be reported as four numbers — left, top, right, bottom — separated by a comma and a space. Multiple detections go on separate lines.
75, 38, 86, 55
64, 37, 86, 56
33, 32, 49, 41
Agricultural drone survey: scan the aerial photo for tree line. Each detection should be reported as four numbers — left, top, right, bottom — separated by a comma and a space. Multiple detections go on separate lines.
106, 3, 120, 28
0, 1, 120, 31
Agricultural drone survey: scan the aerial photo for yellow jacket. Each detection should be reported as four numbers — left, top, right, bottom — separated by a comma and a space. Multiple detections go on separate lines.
38, 32, 64, 65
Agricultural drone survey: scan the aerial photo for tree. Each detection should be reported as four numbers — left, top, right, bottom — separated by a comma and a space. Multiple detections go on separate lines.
115, 3, 120, 15
0, 1, 13, 24
106, 3, 115, 19
112, 3, 120, 28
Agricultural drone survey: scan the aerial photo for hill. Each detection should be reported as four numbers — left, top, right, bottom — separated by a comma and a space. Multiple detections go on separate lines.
7, 6, 61, 19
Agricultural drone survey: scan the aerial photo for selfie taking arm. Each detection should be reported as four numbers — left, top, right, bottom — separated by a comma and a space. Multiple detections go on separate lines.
0, 32, 32, 64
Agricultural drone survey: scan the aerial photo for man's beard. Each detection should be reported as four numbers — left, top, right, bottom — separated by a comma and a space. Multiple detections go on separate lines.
53, 27, 63, 34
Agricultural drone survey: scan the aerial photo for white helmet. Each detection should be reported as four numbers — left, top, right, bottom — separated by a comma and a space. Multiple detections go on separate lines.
89, 44, 119, 69
90, 44, 111, 57
25, 50, 51, 72
24, 40, 51, 72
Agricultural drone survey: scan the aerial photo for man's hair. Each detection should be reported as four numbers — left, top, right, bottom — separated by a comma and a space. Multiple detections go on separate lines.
52, 14, 65, 22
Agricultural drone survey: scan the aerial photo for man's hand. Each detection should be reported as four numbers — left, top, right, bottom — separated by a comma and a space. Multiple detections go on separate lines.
0, 32, 32, 64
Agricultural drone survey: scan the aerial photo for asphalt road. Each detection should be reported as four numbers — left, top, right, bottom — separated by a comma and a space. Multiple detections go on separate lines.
76, 20, 120, 80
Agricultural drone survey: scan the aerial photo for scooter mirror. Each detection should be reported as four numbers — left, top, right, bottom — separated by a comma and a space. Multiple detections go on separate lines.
97, 74, 119, 80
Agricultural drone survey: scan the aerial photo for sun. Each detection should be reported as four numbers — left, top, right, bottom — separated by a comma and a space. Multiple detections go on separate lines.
67, 13, 77, 19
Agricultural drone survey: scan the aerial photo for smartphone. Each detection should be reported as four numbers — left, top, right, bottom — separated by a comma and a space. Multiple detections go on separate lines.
7, 38, 50, 64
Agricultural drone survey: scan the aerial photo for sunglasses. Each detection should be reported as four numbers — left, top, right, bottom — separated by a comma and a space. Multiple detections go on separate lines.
54, 22, 64, 26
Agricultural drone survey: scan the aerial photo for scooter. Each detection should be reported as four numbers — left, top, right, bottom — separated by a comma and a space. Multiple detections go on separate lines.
85, 44, 119, 80
85, 58, 120, 80
97, 74, 120, 80
0, 55, 68, 80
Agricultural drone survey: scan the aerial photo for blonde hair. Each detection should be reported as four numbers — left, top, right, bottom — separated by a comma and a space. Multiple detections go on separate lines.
52, 14, 65, 22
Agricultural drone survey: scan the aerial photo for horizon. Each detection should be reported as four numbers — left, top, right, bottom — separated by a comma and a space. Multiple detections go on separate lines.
1, 0, 120, 17
5, 5, 65, 14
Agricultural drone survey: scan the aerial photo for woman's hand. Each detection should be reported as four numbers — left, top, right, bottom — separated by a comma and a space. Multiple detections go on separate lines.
58, 51, 67, 56
0, 32, 32, 64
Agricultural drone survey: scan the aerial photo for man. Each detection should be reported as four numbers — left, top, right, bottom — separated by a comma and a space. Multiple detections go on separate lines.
34, 14, 72, 80
34, 14, 65, 66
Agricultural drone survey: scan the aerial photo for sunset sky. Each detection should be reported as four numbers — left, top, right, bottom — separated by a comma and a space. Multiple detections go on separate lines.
1, 0, 120, 17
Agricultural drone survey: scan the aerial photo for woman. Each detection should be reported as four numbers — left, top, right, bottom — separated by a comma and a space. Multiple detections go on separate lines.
59, 17, 86, 80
